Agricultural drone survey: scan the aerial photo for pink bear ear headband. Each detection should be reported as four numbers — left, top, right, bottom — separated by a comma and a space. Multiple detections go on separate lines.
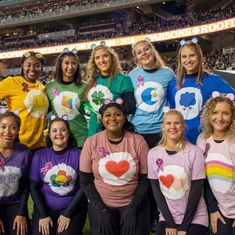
212, 91, 235, 101
103, 98, 124, 105
50, 114, 69, 121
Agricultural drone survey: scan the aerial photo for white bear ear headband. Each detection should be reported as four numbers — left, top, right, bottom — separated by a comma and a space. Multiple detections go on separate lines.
212, 91, 234, 101
163, 106, 170, 113
50, 114, 68, 121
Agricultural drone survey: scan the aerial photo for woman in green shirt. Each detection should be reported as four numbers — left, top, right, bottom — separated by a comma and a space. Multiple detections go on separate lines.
86, 45, 136, 136
46, 49, 88, 148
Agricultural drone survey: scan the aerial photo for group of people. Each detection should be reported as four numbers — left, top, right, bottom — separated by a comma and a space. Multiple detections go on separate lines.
0, 38, 234, 235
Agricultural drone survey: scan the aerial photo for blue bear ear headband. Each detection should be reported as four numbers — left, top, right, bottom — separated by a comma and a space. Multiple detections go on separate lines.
63, 48, 78, 55
131, 37, 151, 49
180, 37, 198, 47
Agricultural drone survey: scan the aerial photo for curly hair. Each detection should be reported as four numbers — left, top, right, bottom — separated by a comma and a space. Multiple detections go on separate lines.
132, 40, 166, 68
53, 51, 82, 86
200, 95, 235, 140
85, 45, 123, 96
176, 41, 204, 88
158, 109, 187, 151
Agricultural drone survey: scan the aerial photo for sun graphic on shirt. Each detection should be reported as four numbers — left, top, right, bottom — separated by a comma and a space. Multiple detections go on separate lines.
24, 89, 49, 118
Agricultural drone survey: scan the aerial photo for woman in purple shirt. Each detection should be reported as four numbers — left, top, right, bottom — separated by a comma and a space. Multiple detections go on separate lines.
30, 117, 87, 235
0, 112, 32, 235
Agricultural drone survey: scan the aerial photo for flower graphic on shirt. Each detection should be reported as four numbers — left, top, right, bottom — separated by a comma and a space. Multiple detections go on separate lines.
50, 170, 72, 187
44, 163, 76, 196
91, 91, 105, 105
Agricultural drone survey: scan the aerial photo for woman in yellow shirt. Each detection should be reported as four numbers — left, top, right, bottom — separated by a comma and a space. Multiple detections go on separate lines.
0, 51, 49, 150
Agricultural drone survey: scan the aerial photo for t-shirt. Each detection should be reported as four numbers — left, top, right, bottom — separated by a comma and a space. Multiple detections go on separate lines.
129, 67, 175, 134
29, 147, 81, 211
80, 130, 149, 207
0, 143, 32, 204
87, 73, 134, 136
0, 76, 49, 149
197, 135, 235, 218
168, 73, 235, 144
46, 80, 88, 147
148, 143, 208, 227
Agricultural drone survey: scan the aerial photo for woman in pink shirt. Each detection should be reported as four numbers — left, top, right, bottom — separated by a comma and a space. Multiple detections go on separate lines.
197, 93, 235, 235
148, 109, 208, 235
80, 100, 150, 235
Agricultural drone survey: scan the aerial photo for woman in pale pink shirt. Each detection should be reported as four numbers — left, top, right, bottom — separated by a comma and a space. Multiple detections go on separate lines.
148, 109, 208, 235
197, 93, 235, 235
80, 101, 150, 235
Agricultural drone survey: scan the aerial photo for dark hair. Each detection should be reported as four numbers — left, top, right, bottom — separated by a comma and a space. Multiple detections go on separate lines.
20, 51, 45, 76
54, 52, 82, 86
99, 102, 134, 132
46, 117, 76, 147
0, 112, 21, 142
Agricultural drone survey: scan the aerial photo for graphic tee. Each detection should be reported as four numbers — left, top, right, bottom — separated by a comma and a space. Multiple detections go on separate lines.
46, 80, 88, 147
168, 73, 235, 144
0, 76, 49, 149
129, 67, 175, 134
148, 143, 208, 226
197, 135, 235, 218
80, 130, 148, 207
29, 147, 81, 211
87, 73, 134, 136
0, 143, 32, 204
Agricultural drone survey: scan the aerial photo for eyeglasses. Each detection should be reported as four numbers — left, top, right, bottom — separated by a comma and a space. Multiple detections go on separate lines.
180, 37, 198, 47
23, 51, 44, 59
63, 48, 78, 55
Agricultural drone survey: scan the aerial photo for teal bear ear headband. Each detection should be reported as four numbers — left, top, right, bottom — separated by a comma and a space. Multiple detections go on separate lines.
91, 40, 106, 49
63, 48, 78, 55
180, 37, 198, 46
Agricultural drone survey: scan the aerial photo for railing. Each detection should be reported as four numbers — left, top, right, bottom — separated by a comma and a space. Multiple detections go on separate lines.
0, 0, 159, 27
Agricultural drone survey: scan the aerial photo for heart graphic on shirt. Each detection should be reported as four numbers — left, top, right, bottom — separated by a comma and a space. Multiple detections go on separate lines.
159, 174, 174, 188
105, 160, 130, 178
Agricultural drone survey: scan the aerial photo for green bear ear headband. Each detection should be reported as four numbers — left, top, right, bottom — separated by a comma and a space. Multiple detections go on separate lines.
63, 48, 78, 55
180, 37, 198, 46
91, 40, 106, 49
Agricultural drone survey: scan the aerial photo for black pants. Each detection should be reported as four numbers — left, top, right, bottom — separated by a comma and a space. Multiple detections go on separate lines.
140, 132, 162, 226
157, 221, 208, 235
214, 213, 235, 235
31, 203, 87, 235
0, 203, 30, 235
88, 198, 150, 235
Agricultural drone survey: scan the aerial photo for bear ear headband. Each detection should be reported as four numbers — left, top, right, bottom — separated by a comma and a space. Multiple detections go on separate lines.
63, 48, 78, 55
212, 91, 235, 101
132, 37, 151, 49
50, 114, 69, 121
163, 106, 170, 113
180, 37, 198, 47
0, 108, 19, 115
91, 40, 106, 49
103, 98, 124, 105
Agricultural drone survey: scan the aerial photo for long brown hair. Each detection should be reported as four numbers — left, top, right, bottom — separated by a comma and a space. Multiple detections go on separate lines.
176, 41, 203, 88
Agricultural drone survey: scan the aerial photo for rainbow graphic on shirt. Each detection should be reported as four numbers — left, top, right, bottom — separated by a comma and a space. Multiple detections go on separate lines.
206, 153, 235, 193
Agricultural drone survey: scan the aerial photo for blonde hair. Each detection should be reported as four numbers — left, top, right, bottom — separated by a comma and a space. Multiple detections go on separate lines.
201, 95, 235, 140
159, 109, 187, 151
85, 45, 123, 95
176, 41, 204, 88
132, 40, 166, 68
